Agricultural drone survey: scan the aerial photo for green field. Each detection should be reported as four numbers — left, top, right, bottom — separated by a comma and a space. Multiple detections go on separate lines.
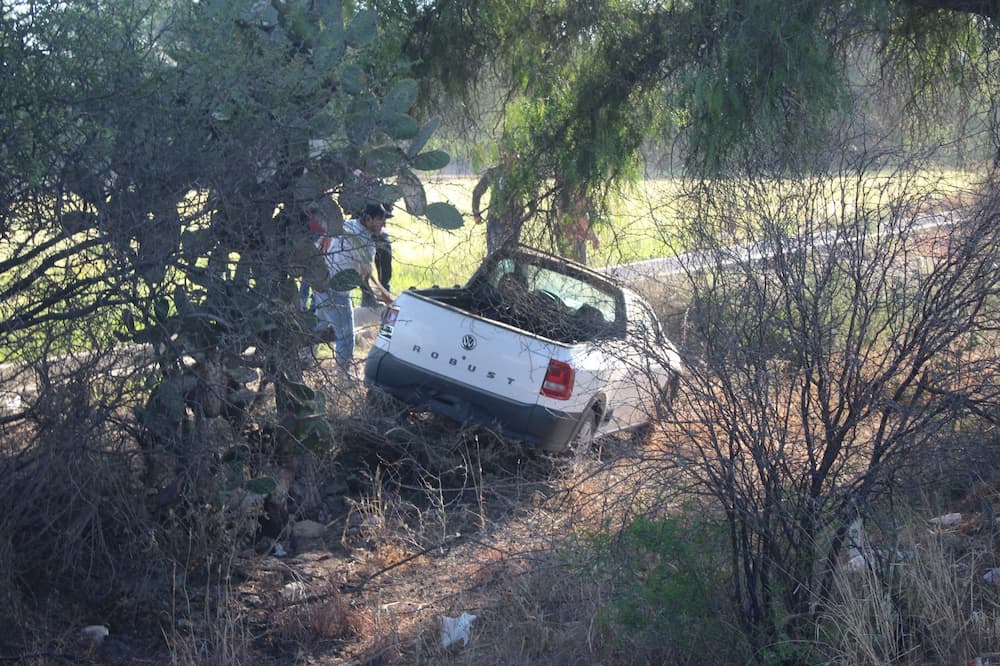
385, 169, 982, 291
2, 170, 980, 345
383, 176, 688, 290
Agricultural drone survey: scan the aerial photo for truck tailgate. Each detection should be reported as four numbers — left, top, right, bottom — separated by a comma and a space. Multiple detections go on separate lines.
377, 292, 563, 406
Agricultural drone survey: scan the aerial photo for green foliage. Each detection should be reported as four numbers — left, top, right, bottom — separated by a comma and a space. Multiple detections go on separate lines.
382, 78, 419, 115
424, 201, 465, 229
346, 9, 377, 48
381, 112, 419, 140
675, 1, 851, 172
276, 376, 334, 453
0, 0, 472, 471
388, 0, 1000, 257
221, 445, 278, 493
411, 149, 450, 171
584, 510, 737, 661
363, 145, 408, 176
407, 117, 440, 158
328, 268, 363, 291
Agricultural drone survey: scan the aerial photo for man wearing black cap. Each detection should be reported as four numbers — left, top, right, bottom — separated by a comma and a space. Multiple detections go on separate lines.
361, 205, 394, 308
313, 202, 395, 373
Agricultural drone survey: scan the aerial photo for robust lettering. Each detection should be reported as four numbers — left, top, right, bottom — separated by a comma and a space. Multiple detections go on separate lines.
404, 347, 512, 385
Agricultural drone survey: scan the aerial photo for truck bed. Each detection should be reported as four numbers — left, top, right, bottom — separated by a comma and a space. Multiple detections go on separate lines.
413, 286, 612, 344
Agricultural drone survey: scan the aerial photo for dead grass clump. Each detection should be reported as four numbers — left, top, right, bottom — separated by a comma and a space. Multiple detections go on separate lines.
163, 597, 254, 666
819, 516, 1000, 665
268, 583, 360, 649
347, 601, 407, 664
0, 428, 157, 609
398, 555, 603, 665
306, 589, 358, 640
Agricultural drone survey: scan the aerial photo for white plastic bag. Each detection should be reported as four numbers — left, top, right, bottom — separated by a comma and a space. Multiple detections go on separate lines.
441, 612, 477, 648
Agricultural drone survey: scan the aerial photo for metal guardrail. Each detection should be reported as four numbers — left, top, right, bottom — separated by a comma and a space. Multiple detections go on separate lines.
602, 210, 960, 284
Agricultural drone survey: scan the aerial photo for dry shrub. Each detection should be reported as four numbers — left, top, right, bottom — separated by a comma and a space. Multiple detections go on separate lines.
820, 519, 1000, 665
306, 589, 357, 640
351, 600, 407, 664
0, 419, 158, 608
0, 533, 18, 627
336, 415, 531, 552
164, 597, 254, 666
269, 583, 359, 648
0, 344, 272, 660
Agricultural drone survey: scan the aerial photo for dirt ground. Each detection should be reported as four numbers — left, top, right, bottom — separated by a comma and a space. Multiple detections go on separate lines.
12, 327, 999, 665
123, 358, 683, 666
223, 406, 671, 665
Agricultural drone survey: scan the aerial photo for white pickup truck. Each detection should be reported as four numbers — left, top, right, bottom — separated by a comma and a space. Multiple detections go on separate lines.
364, 245, 682, 452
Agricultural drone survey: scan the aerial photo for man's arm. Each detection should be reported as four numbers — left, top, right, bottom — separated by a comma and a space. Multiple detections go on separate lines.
364, 271, 395, 304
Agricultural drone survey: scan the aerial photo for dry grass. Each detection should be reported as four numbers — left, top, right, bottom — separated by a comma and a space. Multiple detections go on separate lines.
164, 599, 254, 666
819, 501, 1000, 665
1, 380, 998, 665
1, 328, 998, 666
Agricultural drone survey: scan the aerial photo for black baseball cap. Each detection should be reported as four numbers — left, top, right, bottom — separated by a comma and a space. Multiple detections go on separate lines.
363, 203, 393, 219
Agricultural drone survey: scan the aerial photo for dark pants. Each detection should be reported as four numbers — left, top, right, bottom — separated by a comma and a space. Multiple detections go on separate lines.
361, 231, 392, 306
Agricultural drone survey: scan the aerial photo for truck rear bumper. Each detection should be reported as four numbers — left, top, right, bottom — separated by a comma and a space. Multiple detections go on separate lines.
365, 347, 579, 451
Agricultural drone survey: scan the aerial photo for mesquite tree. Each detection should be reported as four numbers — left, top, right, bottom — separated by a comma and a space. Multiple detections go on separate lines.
666, 153, 1000, 652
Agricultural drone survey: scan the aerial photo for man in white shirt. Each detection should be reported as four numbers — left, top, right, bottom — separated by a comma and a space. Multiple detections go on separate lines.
313, 203, 395, 372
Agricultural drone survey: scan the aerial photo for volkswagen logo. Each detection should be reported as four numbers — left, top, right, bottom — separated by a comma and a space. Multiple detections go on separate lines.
460, 334, 477, 351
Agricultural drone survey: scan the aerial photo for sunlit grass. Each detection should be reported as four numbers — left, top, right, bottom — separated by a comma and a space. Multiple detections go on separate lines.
7, 169, 977, 302
387, 176, 690, 289
382, 176, 487, 290
389, 168, 982, 289
3, 169, 984, 343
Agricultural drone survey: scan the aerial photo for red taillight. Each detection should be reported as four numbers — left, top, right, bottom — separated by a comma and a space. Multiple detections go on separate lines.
540, 359, 575, 400
378, 305, 399, 338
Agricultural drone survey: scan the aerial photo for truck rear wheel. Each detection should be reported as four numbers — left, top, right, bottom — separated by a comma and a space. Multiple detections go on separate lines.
569, 408, 600, 459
